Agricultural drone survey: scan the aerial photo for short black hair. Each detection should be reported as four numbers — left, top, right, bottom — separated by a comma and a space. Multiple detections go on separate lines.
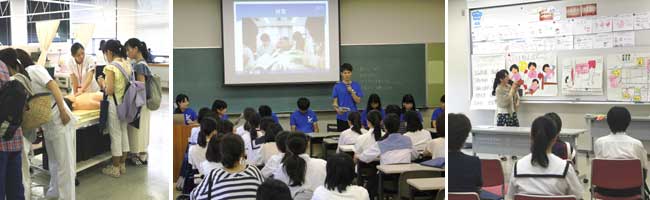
510, 64, 519, 72
275, 131, 290, 153
256, 178, 292, 200
324, 153, 356, 193
440, 95, 445, 103
197, 107, 216, 123
205, 134, 224, 163
340, 63, 353, 72
383, 113, 401, 134
528, 62, 537, 69
532, 79, 539, 84
71, 43, 84, 55
212, 99, 227, 111
297, 97, 310, 111
258, 105, 272, 117
220, 134, 245, 168
385, 104, 401, 116
404, 110, 423, 132
544, 112, 562, 133
436, 113, 445, 137
263, 123, 283, 143
448, 113, 472, 151
218, 119, 234, 134
175, 94, 189, 107
607, 106, 631, 133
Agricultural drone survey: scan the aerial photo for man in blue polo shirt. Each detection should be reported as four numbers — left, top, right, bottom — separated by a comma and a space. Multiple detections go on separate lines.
332, 63, 363, 131
290, 97, 319, 133
212, 99, 229, 121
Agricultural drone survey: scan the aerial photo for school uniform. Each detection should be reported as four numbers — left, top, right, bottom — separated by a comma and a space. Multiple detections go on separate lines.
257, 142, 280, 166
187, 145, 206, 170
431, 107, 444, 122
359, 133, 417, 165
332, 81, 364, 131
312, 185, 370, 200
273, 154, 327, 200
361, 109, 385, 128
290, 109, 318, 133
189, 127, 199, 145
404, 129, 433, 152
594, 132, 648, 170
426, 138, 445, 158
337, 127, 366, 153
198, 161, 222, 177
237, 129, 262, 166
448, 151, 482, 193
506, 153, 583, 200
261, 153, 284, 178
353, 128, 385, 155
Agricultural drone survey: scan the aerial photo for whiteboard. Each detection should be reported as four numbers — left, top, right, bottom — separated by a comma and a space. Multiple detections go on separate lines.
468, 0, 650, 109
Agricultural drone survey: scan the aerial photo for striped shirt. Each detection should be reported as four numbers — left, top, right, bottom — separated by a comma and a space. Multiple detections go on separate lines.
190, 164, 264, 200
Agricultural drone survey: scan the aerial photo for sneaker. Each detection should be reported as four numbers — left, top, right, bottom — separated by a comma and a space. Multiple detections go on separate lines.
139, 154, 148, 165
120, 163, 126, 174
102, 165, 120, 178
130, 156, 143, 166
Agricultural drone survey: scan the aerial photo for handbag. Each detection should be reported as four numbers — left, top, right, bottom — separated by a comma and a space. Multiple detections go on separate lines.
21, 93, 54, 132
99, 93, 109, 134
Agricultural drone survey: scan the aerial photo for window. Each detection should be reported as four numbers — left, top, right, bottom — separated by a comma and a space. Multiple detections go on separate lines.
27, 0, 70, 43
0, 1, 10, 46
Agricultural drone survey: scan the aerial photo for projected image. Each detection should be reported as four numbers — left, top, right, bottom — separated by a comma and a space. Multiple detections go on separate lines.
234, 2, 328, 75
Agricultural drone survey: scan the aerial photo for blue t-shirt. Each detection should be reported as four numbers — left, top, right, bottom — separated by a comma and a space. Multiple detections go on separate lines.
290, 109, 318, 133
431, 108, 444, 121
271, 113, 280, 124
361, 109, 386, 128
400, 110, 423, 122
220, 114, 229, 121
184, 108, 198, 125
332, 81, 364, 121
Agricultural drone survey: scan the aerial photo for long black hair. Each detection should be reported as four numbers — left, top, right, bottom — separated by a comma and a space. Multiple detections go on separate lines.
15, 49, 35, 68
348, 111, 362, 135
198, 117, 218, 148
530, 116, 558, 168
401, 94, 416, 113
247, 113, 261, 148
101, 39, 127, 58
383, 113, 401, 139
0, 48, 30, 79
492, 69, 509, 96
366, 93, 382, 112
282, 132, 308, 186
324, 153, 355, 193
404, 110, 423, 132
125, 38, 150, 61
205, 134, 224, 163
367, 110, 383, 141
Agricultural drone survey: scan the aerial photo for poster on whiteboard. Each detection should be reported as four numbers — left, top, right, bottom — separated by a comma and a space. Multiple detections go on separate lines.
561, 56, 604, 96
607, 53, 650, 102
506, 53, 558, 97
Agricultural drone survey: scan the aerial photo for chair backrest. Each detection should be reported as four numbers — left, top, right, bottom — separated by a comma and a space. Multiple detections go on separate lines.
514, 194, 577, 200
398, 170, 441, 199
448, 192, 480, 200
481, 159, 504, 187
591, 159, 643, 189
326, 123, 338, 132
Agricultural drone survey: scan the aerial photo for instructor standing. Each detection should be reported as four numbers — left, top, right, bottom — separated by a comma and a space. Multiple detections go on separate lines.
332, 63, 363, 131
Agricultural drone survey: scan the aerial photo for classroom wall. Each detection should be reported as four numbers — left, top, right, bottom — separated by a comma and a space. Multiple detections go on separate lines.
448, 0, 650, 150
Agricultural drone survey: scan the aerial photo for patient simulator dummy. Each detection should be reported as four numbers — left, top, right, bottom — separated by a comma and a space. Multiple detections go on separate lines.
64, 92, 103, 110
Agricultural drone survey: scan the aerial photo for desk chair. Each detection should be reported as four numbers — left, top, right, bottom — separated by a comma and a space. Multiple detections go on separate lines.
591, 159, 644, 200
481, 159, 506, 199
514, 194, 576, 200
449, 192, 480, 200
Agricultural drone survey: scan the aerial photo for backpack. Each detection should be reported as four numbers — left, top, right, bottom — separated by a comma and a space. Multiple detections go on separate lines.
111, 61, 146, 123
0, 78, 29, 141
137, 61, 162, 110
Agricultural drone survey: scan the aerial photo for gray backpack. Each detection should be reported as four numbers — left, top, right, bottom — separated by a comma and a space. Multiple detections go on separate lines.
138, 61, 162, 110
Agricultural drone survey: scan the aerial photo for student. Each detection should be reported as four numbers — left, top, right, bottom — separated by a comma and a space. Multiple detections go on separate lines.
431, 95, 444, 129
256, 178, 292, 200
332, 63, 364, 131
259, 105, 280, 124
218, 119, 235, 135
290, 97, 319, 133
354, 110, 385, 155
273, 133, 327, 200
190, 134, 264, 200
241, 113, 263, 166
404, 110, 432, 152
199, 134, 224, 176
492, 69, 521, 127
125, 38, 153, 166
257, 123, 282, 166
261, 131, 290, 178
0, 51, 27, 200
100, 40, 133, 178
189, 108, 216, 145
545, 112, 576, 163
425, 114, 445, 158
400, 94, 423, 122
189, 118, 218, 175
67, 42, 99, 95
594, 106, 648, 196
236, 107, 257, 135
16, 49, 78, 199
174, 94, 197, 125
361, 93, 385, 129
506, 116, 583, 199
211, 99, 229, 121
448, 113, 482, 193
359, 113, 417, 164
337, 111, 365, 153
385, 104, 401, 116
312, 153, 370, 200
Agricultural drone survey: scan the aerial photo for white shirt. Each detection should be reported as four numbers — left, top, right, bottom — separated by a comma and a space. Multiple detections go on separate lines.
506, 154, 583, 200
404, 129, 432, 152
354, 128, 384, 155
199, 161, 222, 176
337, 127, 366, 153
66, 56, 99, 92
237, 129, 262, 166
187, 145, 207, 170
312, 185, 370, 200
426, 138, 445, 158
359, 133, 418, 165
258, 142, 280, 166
261, 153, 284, 178
594, 132, 648, 170
189, 127, 200, 144
273, 154, 327, 198
25, 65, 53, 95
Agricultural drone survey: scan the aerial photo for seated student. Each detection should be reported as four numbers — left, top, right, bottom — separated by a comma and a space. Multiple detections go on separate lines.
217, 119, 234, 135
337, 111, 366, 153
256, 178, 292, 200
236, 107, 257, 135
385, 104, 406, 133
358, 113, 417, 165
188, 118, 218, 173
189, 108, 216, 145
506, 116, 583, 199
211, 99, 229, 121
404, 110, 433, 152
431, 95, 444, 129
273, 133, 327, 200
544, 112, 576, 163
313, 153, 370, 200
290, 97, 319, 133
594, 106, 648, 196
190, 134, 264, 200
261, 131, 290, 178
257, 123, 283, 166
199, 134, 224, 176
361, 93, 385, 129
259, 105, 280, 124
425, 114, 445, 158
400, 94, 423, 122
239, 113, 263, 166
448, 113, 483, 193
174, 94, 197, 125
354, 110, 385, 155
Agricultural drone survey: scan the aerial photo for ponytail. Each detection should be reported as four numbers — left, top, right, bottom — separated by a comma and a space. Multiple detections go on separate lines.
492, 69, 509, 96
125, 38, 150, 61
367, 110, 382, 141
102, 39, 127, 59
530, 116, 558, 168
348, 111, 362, 135
247, 113, 261, 147
198, 117, 218, 148
282, 133, 308, 186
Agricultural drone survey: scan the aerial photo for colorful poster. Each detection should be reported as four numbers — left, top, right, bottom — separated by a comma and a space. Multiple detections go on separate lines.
561, 56, 604, 96
506, 53, 557, 96
607, 53, 650, 102
614, 13, 635, 31
470, 54, 506, 110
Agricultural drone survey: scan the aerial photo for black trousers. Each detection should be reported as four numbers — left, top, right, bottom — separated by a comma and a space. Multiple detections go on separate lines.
337, 119, 350, 132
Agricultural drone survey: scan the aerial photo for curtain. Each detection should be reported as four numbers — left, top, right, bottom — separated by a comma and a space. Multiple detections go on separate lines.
36, 20, 60, 66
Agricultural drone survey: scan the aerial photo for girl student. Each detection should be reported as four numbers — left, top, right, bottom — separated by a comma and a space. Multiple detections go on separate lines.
273, 132, 327, 200
361, 93, 384, 129
125, 38, 153, 165
337, 111, 366, 153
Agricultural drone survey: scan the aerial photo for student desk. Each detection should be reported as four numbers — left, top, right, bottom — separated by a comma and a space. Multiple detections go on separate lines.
407, 177, 444, 200
471, 126, 586, 157
322, 138, 339, 158
586, 114, 650, 153
72, 110, 112, 173
305, 132, 340, 158
377, 163, 444, 200
339, 145, 354, 152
